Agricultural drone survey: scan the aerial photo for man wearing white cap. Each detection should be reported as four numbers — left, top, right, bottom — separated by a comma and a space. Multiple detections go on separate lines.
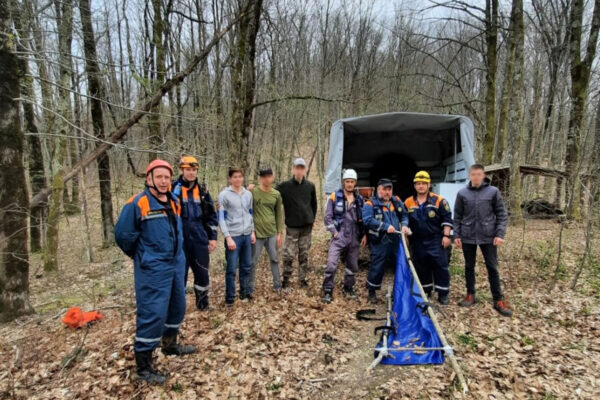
276, 158, 318, 288
322, 169, 366, 303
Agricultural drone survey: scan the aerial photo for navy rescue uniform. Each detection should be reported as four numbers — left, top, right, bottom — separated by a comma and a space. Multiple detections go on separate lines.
172, 177, 218, 307
404, 192, 453, 296
115, 189, 187, 352
362, 195, 409, 291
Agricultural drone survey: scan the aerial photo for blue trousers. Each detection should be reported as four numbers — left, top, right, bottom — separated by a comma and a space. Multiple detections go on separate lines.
225, 235, 252, 301
134, 260, 186, 352
366, 235, 399, 291
411, 236, 450, 295
184, 239, 210, 293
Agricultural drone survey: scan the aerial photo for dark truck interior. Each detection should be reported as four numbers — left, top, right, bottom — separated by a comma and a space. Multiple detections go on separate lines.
341, 114, 462, 200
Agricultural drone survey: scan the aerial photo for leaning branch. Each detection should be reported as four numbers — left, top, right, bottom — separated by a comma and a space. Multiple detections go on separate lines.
30, 10, 244, 208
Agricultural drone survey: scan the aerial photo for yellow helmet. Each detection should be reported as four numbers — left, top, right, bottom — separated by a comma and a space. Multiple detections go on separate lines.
179, 155, 199, 169
413, 171, 431, 184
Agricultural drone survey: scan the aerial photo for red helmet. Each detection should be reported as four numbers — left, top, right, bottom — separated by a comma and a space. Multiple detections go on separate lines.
146, 159, 173, 176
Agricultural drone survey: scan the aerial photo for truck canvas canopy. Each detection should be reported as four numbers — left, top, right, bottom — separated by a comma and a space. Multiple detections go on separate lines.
324, 112, 476, 208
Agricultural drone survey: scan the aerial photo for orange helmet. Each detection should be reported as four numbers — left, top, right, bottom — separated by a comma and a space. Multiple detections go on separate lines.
179, 156, 199, 169
146, 159, 173, 176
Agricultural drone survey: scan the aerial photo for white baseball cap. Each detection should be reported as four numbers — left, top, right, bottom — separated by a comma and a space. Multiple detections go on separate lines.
293, 158, 307, 167
342, 169, 358, 181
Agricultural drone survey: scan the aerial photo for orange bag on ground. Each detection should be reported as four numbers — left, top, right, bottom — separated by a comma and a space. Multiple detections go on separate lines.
62, 307, 104, 329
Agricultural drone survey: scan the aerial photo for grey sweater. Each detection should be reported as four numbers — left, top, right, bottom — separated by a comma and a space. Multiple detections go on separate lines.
218, 186, 254, 238
453, 178, 508, 245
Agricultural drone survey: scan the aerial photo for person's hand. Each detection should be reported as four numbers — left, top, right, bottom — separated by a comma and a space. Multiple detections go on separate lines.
251, 231, 256, 244
401, 226, 411, 235
226, 236, 237, 251
454, 238, 462, 249
277, 233, 283, 249
333, 231, 339, 238
360, 235, 367, 247
208, 240, 217, 253
247, 183, 256, 191
493, 237, 504, 247
387, 225, 396, 234
442, 236, 451, 248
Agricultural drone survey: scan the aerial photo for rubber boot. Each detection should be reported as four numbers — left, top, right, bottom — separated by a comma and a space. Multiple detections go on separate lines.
135, 351, 166, 385
161, 334, 196, 356
194, 288, 209, 311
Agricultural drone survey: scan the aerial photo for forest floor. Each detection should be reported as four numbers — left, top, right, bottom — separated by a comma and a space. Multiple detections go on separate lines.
1, 185, 599, 399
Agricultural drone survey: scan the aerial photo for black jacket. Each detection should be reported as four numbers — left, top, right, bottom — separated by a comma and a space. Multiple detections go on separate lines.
276, 177, 318, 228
453, 178, 508, 245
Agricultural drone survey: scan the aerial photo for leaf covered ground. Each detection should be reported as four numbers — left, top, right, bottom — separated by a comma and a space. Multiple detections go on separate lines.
1, 199, 599, 399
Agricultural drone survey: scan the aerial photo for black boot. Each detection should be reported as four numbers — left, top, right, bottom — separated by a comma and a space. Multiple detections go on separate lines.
322, 290, 333, 304
161, 334, 196, 356
438, 293, 449, 305
135, 351, 166, 385
194, 288, 209, 311
343, 287, 357, 299
368, 289, 377, 305
281, 277, 290, 289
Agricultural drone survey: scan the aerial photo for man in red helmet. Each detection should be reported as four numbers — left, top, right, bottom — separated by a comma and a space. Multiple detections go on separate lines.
115, 159, 196, 385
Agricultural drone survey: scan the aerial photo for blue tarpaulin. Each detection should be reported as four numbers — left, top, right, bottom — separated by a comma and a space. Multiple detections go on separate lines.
379, 241, 445, 365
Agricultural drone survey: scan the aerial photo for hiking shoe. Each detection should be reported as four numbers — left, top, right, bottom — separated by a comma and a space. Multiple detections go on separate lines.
225, 299, 235, 308
438, 294, 449, 306
458, 294, 476, 307
135, 351, 166, 385
368, 289, 377, 305
161, 335, 196, 356
343, 287, 357, 299
282, 277, 290, 289
300, 279, 309, 288
493, 300, 513, 317
322, 290, 333, 304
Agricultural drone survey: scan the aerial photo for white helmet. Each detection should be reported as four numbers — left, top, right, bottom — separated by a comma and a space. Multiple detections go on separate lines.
342, 169, 358, 181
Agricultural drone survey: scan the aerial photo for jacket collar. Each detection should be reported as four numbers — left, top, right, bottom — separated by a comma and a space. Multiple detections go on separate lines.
468, 177, 491, 190
226, 185, 247, 195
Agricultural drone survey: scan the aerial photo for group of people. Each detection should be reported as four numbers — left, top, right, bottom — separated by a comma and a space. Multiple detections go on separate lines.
322, 164, 511, 319
114, 157, 512, 384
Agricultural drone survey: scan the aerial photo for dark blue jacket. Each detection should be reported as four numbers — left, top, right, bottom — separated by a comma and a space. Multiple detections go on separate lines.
172, 177, 218, 245
363, 195, 409, 243
114, 189, 185, 269
453, 178, 508, 245
405, 192, 453, 239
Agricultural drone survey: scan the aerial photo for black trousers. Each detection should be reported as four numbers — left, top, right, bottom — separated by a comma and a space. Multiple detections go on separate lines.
462, 243, 503, 301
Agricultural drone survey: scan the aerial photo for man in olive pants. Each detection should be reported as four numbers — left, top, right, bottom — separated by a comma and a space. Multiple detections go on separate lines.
276, 158, 318, 288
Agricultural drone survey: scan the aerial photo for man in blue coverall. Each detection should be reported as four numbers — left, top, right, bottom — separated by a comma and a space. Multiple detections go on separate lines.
363, 178, 410, 304
115, 159, 196, 385
404, 171, 453, 305
172, 156, 218, 311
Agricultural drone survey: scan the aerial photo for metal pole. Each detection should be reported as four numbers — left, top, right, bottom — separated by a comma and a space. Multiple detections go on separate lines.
366, 286, 392, 372
399, 231, 469, 393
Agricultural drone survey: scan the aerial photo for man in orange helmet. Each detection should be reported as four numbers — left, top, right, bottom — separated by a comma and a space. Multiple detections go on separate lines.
115, 159, 196, 385
172, 156, 218, 310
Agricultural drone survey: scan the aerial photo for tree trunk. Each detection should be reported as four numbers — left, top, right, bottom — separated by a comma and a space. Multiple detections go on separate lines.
43, 0, 74, 271
79, 0, 115, 246
0, 0, 33, 322
12, 4, 46, 253
229, 0, 263, 171
482, 0, 498, 165
565, 0, 600, 218
507, 0, 525, 221
494, 0, 519, 164
148, 0, 166, 160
